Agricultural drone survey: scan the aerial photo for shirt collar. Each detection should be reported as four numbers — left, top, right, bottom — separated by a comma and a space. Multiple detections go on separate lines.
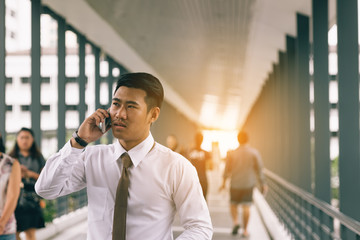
113, 132, 155, 168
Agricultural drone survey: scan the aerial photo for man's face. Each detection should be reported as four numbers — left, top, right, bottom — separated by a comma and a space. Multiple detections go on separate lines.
109, 86, 159, 150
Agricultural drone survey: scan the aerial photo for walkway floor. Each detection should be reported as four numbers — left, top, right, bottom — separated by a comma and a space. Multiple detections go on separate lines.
36, 168, 270, 240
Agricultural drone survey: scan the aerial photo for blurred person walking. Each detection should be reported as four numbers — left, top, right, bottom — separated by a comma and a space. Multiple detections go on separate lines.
166, 134, 185, 155
219, 131, 267, 238
187, 132, 212, 201
9, 128, 45, 240
0, 133, 21, 240
166, 134, 179, 152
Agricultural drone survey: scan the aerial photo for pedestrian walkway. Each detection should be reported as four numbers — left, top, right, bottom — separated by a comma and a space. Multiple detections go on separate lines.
173, 168, 270, 239
35, 167, 280, 240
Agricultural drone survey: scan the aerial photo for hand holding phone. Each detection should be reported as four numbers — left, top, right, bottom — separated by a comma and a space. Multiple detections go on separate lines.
100, 112, 111, 133
72, 109, 110, 148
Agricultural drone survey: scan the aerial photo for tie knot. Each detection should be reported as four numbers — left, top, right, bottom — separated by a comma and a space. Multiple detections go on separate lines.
121, 152, 133, 169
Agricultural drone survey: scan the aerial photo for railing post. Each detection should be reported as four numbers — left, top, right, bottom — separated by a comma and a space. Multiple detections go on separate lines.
265, 169, 360, 238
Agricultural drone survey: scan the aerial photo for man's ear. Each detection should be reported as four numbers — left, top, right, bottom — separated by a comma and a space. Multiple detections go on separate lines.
149, 107, 160, 123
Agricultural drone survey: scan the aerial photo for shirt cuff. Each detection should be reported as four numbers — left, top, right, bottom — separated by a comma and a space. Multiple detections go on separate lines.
61, 140, 86, 156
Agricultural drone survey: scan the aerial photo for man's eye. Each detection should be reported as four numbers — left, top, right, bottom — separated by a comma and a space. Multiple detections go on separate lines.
112, 102, 119, 106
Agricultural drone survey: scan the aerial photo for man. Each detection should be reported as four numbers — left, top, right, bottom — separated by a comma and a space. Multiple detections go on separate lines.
35, 73, 213, 240
219, 131, 266, 238
187, 132, 212, 201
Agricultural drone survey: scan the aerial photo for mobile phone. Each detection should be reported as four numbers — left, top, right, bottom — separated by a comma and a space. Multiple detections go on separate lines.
100, 115, 111, 133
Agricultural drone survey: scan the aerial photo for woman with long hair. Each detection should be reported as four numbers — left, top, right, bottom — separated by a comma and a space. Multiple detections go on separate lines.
9, 128, 45, 240
0, 132, 21, 240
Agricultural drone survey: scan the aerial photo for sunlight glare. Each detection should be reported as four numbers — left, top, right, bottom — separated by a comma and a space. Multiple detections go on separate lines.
199, 95, 218, 128
201, 129, 239, 159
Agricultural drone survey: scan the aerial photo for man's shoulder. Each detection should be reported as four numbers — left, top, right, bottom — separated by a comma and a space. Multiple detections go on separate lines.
155, 142, 183, 158
154, 143, 191, 165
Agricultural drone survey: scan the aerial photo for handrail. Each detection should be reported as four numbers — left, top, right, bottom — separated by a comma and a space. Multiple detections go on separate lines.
264, 169, 360, 236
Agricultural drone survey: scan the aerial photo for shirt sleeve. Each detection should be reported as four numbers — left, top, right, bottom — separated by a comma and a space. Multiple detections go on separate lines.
35, 140, 87, 200
253, 150, 265, 185
172, 157, 213, 240
39, 155, 46, 170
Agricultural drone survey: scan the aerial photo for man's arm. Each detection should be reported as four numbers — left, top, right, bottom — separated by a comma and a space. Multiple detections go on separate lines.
219, 151, 232, 191
173, 159, 213, 240
35, 108, 110, 199
35, 140, 87, 200
253, 150, 267, 194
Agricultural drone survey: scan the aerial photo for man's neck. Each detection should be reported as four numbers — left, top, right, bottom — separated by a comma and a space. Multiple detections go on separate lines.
118, 133, 150, 151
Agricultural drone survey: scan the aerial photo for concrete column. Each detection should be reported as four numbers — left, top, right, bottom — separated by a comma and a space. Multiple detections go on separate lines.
274, 63, 282, 176
78, 34, 86, 123
0, 0, 5, 139
31, 0, 42, 147
296, 13, 311, 193
107, 57, 113, 144
313, 0, 331, 203
279, 51, 290, 181
93, 46, 101, 145
286, 35, 298, 185
57, 16, 66, 149
269, 68, 278, 174
337, 0, 360, 222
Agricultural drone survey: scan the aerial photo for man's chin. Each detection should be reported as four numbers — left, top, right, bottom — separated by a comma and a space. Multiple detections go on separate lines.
113, 133, 124, 139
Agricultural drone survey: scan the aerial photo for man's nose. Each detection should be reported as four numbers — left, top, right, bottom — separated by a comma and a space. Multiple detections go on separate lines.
115, 106, 127, 119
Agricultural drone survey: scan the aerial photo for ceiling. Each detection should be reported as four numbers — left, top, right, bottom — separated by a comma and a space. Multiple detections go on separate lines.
43, 0, 336, 130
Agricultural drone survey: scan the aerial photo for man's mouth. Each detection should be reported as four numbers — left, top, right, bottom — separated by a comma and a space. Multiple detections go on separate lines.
113, 121, 126, 128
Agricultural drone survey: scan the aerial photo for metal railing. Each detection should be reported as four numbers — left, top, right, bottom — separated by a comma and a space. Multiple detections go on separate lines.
42, 188, 87, 222
264, 169, 360, 240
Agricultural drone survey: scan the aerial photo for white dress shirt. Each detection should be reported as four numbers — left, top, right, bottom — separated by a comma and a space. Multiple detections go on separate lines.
35, 133, 213, 240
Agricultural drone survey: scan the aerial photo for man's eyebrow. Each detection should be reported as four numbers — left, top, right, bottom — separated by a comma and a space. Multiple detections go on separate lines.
112, 98, 139, 105
126, 100, 139, 105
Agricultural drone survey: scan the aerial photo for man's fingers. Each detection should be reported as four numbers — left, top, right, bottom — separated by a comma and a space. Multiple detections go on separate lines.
92, 109, 106, 125
90, 113, 102, 127
76, 108, 111, 144
97, 108, 110, 117
95, 108, 110, 124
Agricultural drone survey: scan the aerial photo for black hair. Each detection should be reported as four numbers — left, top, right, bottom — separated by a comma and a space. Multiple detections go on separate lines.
8, 127, 43, 159
0, 133, 5, 153
114, 72, 164, 111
